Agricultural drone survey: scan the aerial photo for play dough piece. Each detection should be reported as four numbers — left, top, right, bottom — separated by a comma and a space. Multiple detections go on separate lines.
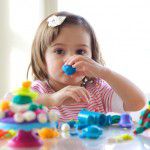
62, 65, 76, 75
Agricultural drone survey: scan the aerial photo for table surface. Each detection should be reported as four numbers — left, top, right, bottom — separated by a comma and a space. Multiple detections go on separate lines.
0, 124, 150, 150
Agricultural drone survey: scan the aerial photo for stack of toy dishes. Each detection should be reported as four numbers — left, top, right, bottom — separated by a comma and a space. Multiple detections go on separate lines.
134, 101, 150, 135
0, 81, 57, 149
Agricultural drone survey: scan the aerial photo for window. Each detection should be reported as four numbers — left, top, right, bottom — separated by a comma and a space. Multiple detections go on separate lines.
8, 0, 45, 89
0, 0, 56, 97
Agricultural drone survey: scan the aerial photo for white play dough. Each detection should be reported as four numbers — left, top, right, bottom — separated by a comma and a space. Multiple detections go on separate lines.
49, 109, 60, 122
37, 113, 48, 123
23, 111, 36, 122
61, 123, 70, 132
14, 113, 24, 123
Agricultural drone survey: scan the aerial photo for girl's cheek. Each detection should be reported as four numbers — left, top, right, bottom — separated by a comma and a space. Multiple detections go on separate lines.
52, 64, 62, 74
48, 61, 64, 75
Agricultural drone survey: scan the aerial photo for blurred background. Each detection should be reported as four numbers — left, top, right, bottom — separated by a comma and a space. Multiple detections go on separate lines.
0, 0, 150, 102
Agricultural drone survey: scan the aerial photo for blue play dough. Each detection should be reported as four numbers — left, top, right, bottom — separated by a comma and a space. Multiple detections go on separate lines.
0, 117, 57, 131
79, 125, 103, 139
62, 65, 76, 75
0, 122, 53, 131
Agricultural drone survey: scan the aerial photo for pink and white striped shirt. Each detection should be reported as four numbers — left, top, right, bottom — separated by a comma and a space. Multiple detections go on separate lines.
32, 78, 124, 122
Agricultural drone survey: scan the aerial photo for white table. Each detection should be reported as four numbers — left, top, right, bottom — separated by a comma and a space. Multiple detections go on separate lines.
0, 124, 150, 150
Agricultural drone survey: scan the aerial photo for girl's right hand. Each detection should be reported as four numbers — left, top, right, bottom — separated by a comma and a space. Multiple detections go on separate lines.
51, 86, 90, 106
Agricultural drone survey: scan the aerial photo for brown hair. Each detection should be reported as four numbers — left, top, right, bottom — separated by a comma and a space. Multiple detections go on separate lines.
27, 11, 105, 81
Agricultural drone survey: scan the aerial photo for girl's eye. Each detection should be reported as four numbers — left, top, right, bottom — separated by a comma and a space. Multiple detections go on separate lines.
76, 49, 86, 55
55, 49, 65, 54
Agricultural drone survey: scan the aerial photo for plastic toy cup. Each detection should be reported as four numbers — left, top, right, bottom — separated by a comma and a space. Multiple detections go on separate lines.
78, 109, 106, 126
78, 112, 95, 126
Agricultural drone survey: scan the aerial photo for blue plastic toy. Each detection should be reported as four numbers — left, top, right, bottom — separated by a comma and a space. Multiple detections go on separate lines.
78, 109, 107, 127
62, 65, 76, 75
104, 115, 112, 126
79, 125, 103, 139
70, 130, 79, 136
67, 120, 76, 128
74, 123, 88, 130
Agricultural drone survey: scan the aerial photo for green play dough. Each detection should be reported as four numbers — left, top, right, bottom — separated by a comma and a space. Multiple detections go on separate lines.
12, 95, 32, 104
111, 115, 120, 124
135, 127, 145, 134
144, 122, 150, 128
29, 103, 38, 111
38, 104, 43, 109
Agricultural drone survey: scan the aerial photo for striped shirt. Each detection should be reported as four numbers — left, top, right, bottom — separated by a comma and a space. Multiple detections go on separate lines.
32, 78, 124, 122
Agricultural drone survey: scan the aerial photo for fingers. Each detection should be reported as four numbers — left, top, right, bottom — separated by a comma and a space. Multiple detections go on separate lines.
72, 61, 94, 77
82, 88, 91, 100
74, 90, 87, 102
65, 55, 90, 66
72, 61, 86, 72
66, 91, 81, 103
77, 88, 90, 102
64, 55, 78, 65
67, 86, 90, 103
36, 94, 50, 106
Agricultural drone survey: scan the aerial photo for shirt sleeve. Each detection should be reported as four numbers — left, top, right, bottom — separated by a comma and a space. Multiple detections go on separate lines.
95, 78, 124, 113
31, 80, 48, 94
111, 92, 125, 113
95, 78, 114, 112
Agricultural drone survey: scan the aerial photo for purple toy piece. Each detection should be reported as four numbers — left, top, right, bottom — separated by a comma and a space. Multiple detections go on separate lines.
118, 113, 133, 128
8, 130, 43, 148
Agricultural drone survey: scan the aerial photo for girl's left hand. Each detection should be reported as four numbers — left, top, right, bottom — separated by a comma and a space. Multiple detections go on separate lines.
65, 55, 107, 79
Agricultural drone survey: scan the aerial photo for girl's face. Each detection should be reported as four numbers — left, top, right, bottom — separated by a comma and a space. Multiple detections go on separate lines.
45, 25, 92, 86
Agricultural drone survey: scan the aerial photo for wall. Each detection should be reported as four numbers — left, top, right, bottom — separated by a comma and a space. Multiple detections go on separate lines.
0, 0, 57, 98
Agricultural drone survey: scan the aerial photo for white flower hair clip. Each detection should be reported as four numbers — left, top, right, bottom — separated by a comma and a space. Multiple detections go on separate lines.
47, 15, 66, 27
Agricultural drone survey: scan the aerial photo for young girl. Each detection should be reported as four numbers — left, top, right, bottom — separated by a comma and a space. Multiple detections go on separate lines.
27, 11, 146, 122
